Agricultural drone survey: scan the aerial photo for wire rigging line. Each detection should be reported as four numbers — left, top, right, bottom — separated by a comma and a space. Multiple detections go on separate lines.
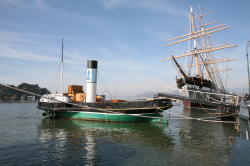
97, 71, 113, 99
157, 107, 238, 124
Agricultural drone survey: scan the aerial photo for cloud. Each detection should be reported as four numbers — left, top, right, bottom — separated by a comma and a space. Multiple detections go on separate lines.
0, 44, 57, 62
101, 0, 125, 8
34, 0, 48, 9
0, 30, 61, 62
0, 0, 23, 5
100, 0, 184, 15
0, 0, 48, 9
0, 30, 88, 64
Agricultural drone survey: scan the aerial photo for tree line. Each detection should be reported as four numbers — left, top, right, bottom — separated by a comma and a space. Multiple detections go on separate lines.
0, 83, 50, 102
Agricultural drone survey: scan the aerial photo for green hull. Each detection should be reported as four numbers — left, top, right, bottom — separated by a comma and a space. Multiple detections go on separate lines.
44, 110, 167, 123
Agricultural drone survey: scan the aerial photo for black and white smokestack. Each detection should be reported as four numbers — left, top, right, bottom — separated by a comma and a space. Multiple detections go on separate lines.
86, 60, 98, 103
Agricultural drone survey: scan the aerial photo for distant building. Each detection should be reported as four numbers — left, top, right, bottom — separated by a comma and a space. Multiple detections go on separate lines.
27, 96, 35, 101
20, 95, 25, 101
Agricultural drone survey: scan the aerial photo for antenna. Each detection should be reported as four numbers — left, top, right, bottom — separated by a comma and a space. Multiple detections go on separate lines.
246, 41, 250, 95
61, 38, 64, 93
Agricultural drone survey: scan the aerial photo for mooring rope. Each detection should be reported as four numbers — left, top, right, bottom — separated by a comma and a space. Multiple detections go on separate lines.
172, 103, 237, 116
156, 107, 238, 124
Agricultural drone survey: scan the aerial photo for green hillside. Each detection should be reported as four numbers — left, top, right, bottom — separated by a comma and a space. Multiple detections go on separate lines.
0, 83, 50, 102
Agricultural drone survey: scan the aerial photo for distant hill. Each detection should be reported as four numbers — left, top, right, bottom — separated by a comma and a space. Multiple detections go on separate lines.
133, 90, 180, 99
0, 83, 50, 102
133, 91, 158, 98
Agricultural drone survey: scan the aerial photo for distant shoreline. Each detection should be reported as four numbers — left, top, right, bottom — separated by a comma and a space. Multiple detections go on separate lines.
0, 101, 38, 104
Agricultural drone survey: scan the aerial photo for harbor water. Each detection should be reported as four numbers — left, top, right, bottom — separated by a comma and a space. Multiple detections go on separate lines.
0, 103, 236, 165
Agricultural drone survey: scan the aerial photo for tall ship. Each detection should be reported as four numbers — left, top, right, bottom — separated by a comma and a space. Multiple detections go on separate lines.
161, 7, 240, 109
37, 40, 172, 123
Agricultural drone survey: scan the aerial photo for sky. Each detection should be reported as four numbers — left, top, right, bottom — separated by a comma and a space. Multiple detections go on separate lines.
0, 0, 250, 97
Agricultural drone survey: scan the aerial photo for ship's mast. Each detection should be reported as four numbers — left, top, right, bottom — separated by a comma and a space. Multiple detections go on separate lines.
198, 7, 208, 78
60, 38, 64, 94
246, 41, 250, 95
189, 6, 200, 77
162, 7, 237, 90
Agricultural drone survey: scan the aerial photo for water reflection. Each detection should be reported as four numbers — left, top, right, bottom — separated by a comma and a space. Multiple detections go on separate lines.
0, 103, 237, 165
38, 119, 174, 165
36, 105, 237, 165
163, 106, 236, 165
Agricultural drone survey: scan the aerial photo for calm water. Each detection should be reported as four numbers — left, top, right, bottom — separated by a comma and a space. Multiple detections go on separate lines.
0, 103, 236, 166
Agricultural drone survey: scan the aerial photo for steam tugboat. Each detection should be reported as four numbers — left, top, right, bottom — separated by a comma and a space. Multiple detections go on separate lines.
38, 60, 172, 123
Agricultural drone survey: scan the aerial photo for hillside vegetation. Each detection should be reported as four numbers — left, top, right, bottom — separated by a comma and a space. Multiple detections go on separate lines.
0, 83, 50, 102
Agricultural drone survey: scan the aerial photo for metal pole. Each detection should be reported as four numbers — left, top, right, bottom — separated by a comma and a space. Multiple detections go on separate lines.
61, 38, 64, 93
246, 41, 250, 95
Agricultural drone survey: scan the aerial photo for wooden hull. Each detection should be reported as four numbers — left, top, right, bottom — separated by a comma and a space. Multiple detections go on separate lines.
183, 99, 217, 109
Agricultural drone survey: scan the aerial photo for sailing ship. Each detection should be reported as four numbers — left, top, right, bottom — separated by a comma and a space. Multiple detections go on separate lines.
161, 7, 240, 109
37, 40, 172, 123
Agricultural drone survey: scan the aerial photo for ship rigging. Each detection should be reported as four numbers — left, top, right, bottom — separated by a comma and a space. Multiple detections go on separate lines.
160, 7, 240, 115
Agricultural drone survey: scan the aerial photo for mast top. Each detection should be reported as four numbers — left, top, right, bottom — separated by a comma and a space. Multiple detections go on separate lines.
61, 38, 64, 63
162, 7, 237, 62
190, 6, 193, 13
60, 38, 64, 93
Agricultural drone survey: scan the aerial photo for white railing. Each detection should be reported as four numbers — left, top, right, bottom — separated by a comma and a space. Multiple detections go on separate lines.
164, 87, 241, 106
184, 89, 241, 106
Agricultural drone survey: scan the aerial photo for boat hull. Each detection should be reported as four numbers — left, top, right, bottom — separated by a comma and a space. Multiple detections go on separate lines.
183, 99, 217, 108
42, 110, 166, 123
38, 98, 172, 123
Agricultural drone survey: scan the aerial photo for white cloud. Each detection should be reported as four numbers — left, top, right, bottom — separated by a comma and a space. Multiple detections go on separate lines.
1, 0, 23, 5
100, 0, 184, 15
0, 44, 57, 62
101, 0, 124, 8
0, 30, 60, 62
34, 0, 48, 9
0, 0, 48, 9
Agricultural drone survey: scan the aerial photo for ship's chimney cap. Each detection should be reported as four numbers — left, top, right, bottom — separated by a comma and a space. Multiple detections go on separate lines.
87, 60, 98, 69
